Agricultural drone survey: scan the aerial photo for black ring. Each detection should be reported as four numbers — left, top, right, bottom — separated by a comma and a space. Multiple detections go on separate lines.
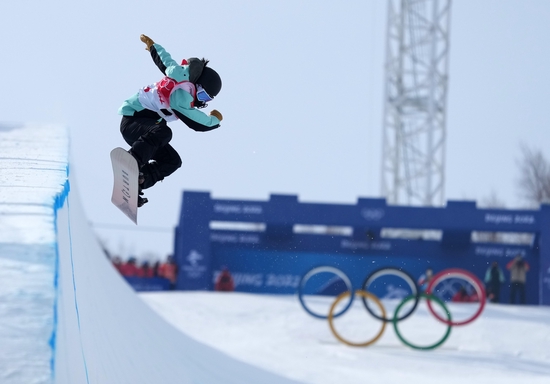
361, 267, 420, 322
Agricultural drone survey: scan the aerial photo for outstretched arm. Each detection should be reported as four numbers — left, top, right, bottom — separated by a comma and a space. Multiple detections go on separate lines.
150, 45, 167, 75
140, 34, 182, 77
140, 34, 166, 74
140, 34, 190, 82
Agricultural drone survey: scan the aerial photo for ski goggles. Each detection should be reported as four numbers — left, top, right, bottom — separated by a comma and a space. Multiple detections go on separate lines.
196, 85, 213, 103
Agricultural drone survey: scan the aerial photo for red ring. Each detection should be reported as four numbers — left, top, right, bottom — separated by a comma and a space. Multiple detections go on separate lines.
426, 268, 486, 326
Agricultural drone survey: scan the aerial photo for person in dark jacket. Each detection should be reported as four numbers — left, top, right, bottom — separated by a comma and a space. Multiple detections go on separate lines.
118, 34, 223, 207
484, 261, 505, 303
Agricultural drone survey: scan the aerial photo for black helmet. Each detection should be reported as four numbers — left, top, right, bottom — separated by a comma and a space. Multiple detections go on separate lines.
197, 66, 222, 98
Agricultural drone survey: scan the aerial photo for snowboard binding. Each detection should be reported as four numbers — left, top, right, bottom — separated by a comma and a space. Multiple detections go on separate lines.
138, 172, 148, 207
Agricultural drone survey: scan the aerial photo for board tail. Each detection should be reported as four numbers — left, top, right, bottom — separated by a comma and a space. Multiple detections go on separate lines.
110, 148, 139, 224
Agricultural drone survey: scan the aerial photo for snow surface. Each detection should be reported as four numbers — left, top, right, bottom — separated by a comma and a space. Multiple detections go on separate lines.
0, 124, 67, 384
0, 123, 301, 383
142, 292, 550, 384
54, 177, 302, 384
1, 122, 550, 384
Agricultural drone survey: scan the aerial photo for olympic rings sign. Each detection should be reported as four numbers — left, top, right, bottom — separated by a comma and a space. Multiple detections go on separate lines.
328, 290, 387, 347
426, 268, 486, 326
298, 266, 355, 319
361, 267, 420, 322
298, 266, 486, 350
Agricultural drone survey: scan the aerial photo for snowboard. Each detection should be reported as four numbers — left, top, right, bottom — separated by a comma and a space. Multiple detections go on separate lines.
110, 147, 139, 224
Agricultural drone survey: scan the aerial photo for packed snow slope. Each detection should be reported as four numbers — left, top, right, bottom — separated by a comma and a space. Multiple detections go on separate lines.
55, 178, 303, 384
143, 292, 550, 384
0, 124, 302, 384
0, 123, 68, 384
3, 123, 549, 384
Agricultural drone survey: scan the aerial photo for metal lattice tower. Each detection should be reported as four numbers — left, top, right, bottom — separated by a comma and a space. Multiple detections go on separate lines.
381, 0, 452, 206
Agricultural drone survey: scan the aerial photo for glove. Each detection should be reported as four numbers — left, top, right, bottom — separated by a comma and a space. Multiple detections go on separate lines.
210, 110, 223, 122
140, 34, 155, 51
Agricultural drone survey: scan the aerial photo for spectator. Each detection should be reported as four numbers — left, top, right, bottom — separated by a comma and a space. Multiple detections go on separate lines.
451, 286, 479, 303
417, 268, 433, 292
152, 261, 161, 277
119, 257, 140, 277
452, 286, 470, 302
111, 256, 123, 274
507, 255, 530, 304
215, 267, 235, 292
158, 255, 178, 290
484, 261, 505, 303
140, 261, 155, 278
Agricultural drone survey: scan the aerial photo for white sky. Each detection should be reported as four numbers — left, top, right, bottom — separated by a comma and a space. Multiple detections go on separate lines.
2, 0, 550, 259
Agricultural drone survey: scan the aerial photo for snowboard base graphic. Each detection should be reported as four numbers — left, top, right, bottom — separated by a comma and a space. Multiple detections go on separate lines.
110, 147, 139, 224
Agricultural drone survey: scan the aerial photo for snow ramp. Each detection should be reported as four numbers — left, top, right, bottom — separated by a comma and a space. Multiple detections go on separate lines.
0, 124, 302, 384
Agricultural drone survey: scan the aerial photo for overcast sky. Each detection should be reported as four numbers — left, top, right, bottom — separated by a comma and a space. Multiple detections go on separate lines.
2, 0, 550, 259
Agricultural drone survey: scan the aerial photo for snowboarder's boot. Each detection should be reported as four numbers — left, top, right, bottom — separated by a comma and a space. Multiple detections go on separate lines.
128, 149, 144, 169
137, 172, 148, 207
138, 195, 148, 207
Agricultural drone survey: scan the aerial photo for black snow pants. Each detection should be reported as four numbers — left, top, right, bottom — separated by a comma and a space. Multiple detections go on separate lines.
509, 282, 526, 304
120, 115, 182, 190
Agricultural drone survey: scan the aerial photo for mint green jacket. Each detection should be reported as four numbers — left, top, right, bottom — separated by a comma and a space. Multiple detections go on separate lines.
118, 44, 220, 132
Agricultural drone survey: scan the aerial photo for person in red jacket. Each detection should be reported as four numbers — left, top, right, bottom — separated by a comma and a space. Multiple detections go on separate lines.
452, 286, 470, 302
158, 255, 178, 290
119, 257, 140, 277
139, 261, 155, 278
215, 267, 235, 292
111, 256, 123, 274
451, 286, 479, 302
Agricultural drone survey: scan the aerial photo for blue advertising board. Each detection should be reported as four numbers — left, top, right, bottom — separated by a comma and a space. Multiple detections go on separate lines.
174, 192, 548, 305
124, 277, 171, 292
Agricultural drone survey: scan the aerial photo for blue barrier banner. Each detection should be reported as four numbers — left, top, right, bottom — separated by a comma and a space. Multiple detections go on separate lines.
542, 259, 550, 305
539, 205, 550, 305
175, 192, 212, 290
125, 277, 171, 292
210, 244, 538, 303
175, 191, 548, 305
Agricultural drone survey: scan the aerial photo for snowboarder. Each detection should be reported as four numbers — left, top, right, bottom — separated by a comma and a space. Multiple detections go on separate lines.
118, 34, 223, 207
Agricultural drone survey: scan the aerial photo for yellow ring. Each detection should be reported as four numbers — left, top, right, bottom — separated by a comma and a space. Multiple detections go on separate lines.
328, 290, 387, 347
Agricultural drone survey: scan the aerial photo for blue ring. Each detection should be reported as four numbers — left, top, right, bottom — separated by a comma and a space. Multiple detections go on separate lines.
298, 266, 354, 319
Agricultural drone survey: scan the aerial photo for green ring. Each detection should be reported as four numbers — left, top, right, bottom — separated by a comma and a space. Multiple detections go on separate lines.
392, 293, 452, 351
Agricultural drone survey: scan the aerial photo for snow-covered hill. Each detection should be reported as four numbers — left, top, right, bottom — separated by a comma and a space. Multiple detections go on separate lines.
0, 123, 67, 384
143, 291, 550, 384
0, 124, 301, 384
1, 123, 549, 384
